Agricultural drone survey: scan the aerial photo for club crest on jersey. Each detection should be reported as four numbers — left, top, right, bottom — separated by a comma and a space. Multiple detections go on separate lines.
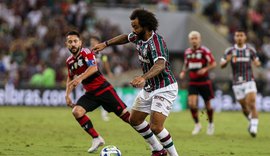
78, 59, 83, 67
196, 53, 202, 59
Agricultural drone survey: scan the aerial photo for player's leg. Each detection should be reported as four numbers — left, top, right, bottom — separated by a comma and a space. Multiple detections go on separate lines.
188, 94, 201, 135
150, 89, 179, 156
233, 84, 251, 120
244, 81, 258, 137
129, 90, 165, 155
75, 94, 105, 153
200, 82, 215, 135
245, 92, 258, 137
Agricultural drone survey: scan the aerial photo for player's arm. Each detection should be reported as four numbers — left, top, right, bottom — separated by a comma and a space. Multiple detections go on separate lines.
253, 58, 261, 67
220, 48, 232, 68
179, 52, 188, 79
69, 65, 98, 88
92, 34, 129, 52
130, 59, 165, 88
65, 76, 75, 108
198, 49, 217, 75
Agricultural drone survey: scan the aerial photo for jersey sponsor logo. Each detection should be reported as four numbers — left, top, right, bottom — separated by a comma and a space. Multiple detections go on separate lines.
138, 55, 150, 63
232, 57, 250, 63
188, 62, 202, 69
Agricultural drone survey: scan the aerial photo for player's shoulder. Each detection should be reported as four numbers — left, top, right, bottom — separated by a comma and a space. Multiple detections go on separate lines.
81, 47, 92, 54
246, 44, 257, 53
200, 46, 211, 53
66, 55, 74, 63
224, 46, 234, 54
184, 48, 192, 54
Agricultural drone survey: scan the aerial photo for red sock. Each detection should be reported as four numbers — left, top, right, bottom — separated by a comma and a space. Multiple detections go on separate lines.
206, 109, 214, 123
120, 111, 130, 123
190, 108, 199, 123
76, 115, 99, 138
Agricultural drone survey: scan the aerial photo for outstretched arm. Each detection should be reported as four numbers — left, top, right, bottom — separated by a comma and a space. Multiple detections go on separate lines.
92, 34, 129, 52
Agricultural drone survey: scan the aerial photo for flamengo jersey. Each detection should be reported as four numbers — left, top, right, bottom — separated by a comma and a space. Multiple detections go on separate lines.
128, 32, 176, 91
184, 46, 215, 83
223, 44, 259, 84
66, 48, 111, 95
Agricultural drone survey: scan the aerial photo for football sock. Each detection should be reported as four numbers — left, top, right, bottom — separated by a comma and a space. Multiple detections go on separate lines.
120, 111, 130, 123
76, 115, 99, 138
156, 128, 179, 156
250, 118, 259, 130
206, 108, 214, 123
133, 121, 163, 152
190, 108, 199, 123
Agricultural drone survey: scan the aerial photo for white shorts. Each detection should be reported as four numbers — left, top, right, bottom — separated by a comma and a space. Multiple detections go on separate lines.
232, 81, 257, 100
132, 83, 178, 116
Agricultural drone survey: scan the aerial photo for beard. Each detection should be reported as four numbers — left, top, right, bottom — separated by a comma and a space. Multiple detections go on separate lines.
136, 30, 146, 40
69, 46, 80, 55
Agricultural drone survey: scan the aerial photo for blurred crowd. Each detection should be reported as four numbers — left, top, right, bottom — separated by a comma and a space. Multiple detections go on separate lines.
1, 0, 270, 93
0, 0, 139, 87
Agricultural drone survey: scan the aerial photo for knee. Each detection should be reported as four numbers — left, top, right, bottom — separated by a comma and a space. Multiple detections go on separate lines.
129, 116, 142, 126
188, 101, 197, 109
150, 123, 163, 134
72, 106, 85, 118
205, 101, 212, 110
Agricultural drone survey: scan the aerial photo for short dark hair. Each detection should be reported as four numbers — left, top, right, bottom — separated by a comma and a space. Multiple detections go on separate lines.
235, 28, 247, 34
130, 8, 158, 31
66, 30, 80, 38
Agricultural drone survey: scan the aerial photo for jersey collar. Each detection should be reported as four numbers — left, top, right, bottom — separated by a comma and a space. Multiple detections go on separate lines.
234, 44, 247, 50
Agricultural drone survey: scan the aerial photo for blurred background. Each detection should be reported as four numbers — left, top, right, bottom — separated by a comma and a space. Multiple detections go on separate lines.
0, 0, 270, 111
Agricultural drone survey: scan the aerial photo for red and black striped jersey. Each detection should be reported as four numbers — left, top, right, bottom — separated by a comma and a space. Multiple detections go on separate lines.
222, 44, 259, 84
184, 46, 215, 83
66, 48, 111, 95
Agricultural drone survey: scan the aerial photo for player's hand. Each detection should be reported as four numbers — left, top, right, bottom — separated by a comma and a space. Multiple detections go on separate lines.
179, 71, 185, 79
92, 43, 107, 53
197, 68, 208, 75
130, 76, 146, 88
65, 96, 75, 108
69, 77, 82, 88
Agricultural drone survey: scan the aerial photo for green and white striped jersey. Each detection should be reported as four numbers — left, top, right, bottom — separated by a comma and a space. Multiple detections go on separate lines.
128, 31, 176, 91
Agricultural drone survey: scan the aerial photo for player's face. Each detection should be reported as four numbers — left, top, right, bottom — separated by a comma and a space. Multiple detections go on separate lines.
234, 32, 246, 45
189, 35, 201, 48
131, 18, 145, 40
66, 35, 82, 55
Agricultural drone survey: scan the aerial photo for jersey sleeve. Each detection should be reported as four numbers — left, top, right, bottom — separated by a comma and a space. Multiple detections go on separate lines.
150, 35, 167, 62
128, 32, 138, 43
82, 48, 97, 67
249, 46, 259, 61
221, 47, 233, 62
203, 47, 215, 63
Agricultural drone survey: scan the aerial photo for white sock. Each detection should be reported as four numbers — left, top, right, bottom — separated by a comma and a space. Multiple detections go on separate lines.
156, 128, 179, 156
250, 118, 259, 132
133, 121, 163, 151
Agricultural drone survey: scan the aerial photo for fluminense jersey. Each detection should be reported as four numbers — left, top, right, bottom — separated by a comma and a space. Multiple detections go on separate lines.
128, 31, 176, 91
222, 44, 259, 84
66, 48, 111, 95
183, 46, 215, 84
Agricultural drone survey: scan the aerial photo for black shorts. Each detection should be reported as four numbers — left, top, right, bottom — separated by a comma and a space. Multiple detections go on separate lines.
76, 88, 127, 116
188, 81, 214, 102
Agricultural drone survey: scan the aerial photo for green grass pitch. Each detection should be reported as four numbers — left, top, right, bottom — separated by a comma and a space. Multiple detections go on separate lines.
0, 106, 269, 156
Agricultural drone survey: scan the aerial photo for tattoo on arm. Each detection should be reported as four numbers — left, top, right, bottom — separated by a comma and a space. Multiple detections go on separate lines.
142, 59, 165, 80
